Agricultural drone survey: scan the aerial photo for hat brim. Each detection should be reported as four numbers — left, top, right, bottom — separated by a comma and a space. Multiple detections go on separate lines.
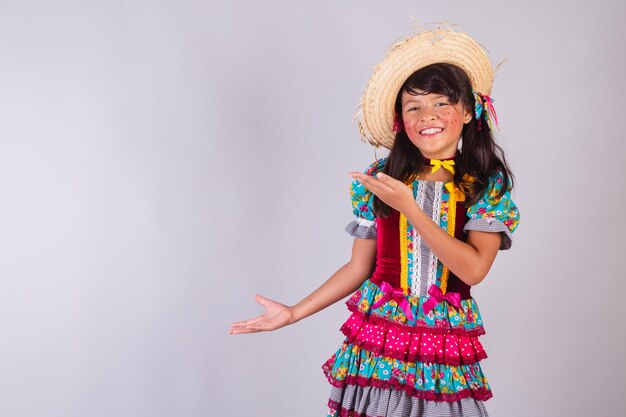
357, 30, 494, 149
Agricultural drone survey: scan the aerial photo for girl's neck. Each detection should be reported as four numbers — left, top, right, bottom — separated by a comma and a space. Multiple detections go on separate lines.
416, 153, 456, 182
416, 168, 453, 183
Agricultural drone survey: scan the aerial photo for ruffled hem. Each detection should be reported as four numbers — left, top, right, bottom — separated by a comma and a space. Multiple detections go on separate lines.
346, 302, 486, 338
346, 219, 377, 239
323, 342, 492, 402
327, 385, 490, 417
341, 310, 487, 365
346, 281, 485, 336
323, 374, 493, 403
463, 217, 512, 250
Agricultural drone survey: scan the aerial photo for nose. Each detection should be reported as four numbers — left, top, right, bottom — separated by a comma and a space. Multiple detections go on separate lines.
420, 108, 438, 122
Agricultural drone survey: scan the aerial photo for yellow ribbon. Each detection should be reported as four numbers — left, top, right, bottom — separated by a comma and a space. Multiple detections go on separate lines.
399, 212, 409, 295
430, 159, 455, 175
440, 182, 467, 294
399, 176, 417, 295
444, 182, 466, 202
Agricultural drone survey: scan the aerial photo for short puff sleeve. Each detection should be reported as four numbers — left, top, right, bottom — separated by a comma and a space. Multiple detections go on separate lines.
464, 171, 520, 250
345, 158, 387, 239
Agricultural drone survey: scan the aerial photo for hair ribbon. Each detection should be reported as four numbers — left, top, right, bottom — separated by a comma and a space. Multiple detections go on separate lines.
473, 91, 499, 130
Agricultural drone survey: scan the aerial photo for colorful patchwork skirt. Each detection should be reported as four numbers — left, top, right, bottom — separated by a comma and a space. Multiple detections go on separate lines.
322, 280, 492, 417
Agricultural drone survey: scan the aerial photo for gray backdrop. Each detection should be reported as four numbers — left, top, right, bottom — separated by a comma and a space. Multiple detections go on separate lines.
1, 1, 624, 416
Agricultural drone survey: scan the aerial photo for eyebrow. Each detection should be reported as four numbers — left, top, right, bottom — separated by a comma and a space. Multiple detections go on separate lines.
403, 94, 448, 105
403, 97, 425, 104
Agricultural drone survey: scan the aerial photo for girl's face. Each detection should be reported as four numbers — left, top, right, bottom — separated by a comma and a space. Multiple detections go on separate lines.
400, 90, 471, 159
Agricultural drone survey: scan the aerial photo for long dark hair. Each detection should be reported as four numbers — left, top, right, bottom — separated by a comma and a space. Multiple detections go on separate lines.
373, 63, 515, 217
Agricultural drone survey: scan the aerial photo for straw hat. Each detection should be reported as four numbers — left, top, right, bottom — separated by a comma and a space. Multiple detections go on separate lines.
356, 28, 495, 149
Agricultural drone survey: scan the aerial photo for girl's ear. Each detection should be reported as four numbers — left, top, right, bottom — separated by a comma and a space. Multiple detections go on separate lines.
463, 107, 473, 124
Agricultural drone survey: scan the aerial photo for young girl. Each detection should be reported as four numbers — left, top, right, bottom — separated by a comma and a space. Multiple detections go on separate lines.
230, 28, 520, 417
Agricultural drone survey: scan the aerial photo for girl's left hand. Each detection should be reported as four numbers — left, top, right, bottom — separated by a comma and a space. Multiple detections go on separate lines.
229, 294, 294, 335
350, 171, 414, 214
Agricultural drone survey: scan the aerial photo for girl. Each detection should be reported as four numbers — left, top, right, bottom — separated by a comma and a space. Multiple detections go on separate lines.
230, 29, 520, 417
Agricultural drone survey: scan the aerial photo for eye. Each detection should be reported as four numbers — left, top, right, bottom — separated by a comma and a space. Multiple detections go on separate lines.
407, 106, 420, 112
435, 102, 450, 107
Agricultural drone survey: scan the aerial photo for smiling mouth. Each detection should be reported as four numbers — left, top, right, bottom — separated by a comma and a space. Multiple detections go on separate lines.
420, 127, 443, 135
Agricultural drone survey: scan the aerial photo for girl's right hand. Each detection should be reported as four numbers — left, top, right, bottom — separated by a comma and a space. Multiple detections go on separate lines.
229, 294, 294, 335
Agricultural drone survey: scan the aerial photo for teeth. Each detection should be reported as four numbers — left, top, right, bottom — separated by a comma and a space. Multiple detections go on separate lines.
421, 128, 443, 135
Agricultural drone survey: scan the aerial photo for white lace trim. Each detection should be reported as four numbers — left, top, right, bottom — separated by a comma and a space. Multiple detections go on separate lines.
426, 182, 444, 291
355, 217, 376, 227
411, 183, 427, 296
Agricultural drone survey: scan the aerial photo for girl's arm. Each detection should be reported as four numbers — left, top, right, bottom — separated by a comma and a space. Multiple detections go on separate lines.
350, 171, 500, 286
402, 204, 501, 285
229, 237, 376, 335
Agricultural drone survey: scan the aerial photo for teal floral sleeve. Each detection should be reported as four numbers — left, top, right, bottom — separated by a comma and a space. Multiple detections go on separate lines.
464, 170, 520, 250
345, 158, 387, 239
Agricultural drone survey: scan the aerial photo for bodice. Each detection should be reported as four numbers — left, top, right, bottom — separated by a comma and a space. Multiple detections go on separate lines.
369, 180, 472, 299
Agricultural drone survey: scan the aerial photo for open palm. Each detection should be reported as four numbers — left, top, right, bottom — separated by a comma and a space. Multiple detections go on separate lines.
229, 294, 294, 334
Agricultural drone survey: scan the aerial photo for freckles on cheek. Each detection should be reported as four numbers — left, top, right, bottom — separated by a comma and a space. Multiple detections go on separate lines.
404, 120, 414, 128
448, 113, 460, 125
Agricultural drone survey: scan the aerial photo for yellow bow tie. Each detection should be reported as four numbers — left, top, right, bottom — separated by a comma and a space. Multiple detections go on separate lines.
430, 159, 455, 175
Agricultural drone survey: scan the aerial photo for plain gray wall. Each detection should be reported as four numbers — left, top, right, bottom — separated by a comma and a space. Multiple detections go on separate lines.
0, 1, 624, 416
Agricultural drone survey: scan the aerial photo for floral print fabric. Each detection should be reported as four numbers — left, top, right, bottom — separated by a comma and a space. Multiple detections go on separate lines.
323, 280, 491, 403
349, 158, 387, 222
325, 157, 521, 414
465, 170, 520, 236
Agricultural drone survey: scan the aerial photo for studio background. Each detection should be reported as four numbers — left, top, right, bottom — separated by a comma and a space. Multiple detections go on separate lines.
0, 1, 624, 416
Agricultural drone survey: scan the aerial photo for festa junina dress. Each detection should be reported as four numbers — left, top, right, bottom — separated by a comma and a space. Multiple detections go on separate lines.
322, 158, 520, 417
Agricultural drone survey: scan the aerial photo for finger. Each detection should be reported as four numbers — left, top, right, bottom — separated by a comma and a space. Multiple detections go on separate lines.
255, 294, 274, 307
232, 316, 269, 328
230, 318, 258, 327
230, 320, 265, 332
230, 325, 261, 335
240, 317, 265, 327
232, 323, 264, 334
374, 172, 404, 190
350, 172, 377, 189
352, 171, 391, 189
230, 326, 248, 335
351, 172, 393, 194
246, 323, 265, 331
231, 315, 263, 327
374, 172, 392, 183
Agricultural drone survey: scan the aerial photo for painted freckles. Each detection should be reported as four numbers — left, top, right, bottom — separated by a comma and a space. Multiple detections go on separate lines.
400, 90, 469, 159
